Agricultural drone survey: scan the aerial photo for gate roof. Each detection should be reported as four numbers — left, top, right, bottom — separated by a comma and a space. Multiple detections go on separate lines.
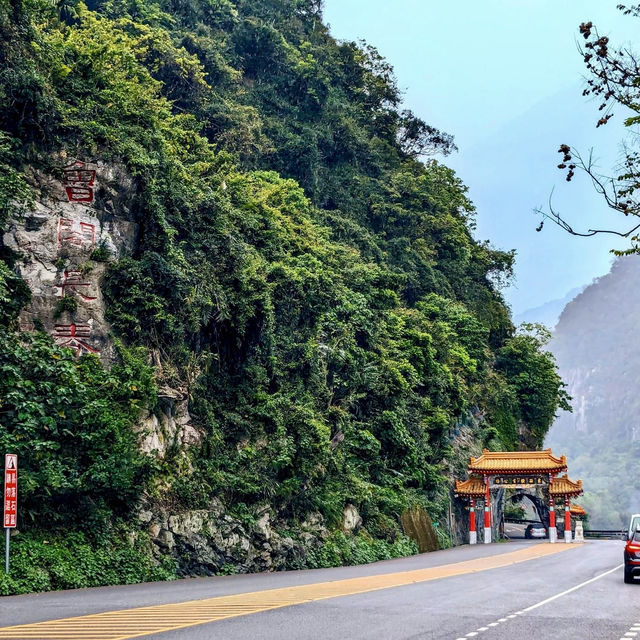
549, 475, 583, 498
468, 449, 567, 475
454, 476, 485, 498
454, 473, 583, 498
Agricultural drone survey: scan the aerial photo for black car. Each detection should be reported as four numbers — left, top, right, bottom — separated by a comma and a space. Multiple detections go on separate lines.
524, 522, 547, 539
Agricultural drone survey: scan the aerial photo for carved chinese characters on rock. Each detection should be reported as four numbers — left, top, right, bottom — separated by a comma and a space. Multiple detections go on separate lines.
53, 323, 99, 356
57, 218, 95, 250
63, 161, 96, 204
57, 270, 97, 301
48, 160, 101, 356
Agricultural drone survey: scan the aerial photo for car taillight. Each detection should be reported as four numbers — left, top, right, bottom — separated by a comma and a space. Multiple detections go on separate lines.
628, 545, 640, 551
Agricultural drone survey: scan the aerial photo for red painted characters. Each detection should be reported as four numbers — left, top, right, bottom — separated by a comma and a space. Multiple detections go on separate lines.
57, 270, 97, 301
63, 161, 96, 204
53, 323, 99, 356
57, 218, 95, 250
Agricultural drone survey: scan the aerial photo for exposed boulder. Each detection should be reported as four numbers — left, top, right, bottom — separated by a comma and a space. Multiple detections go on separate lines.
342, 504, 363, 533
141, 503, 323, 576
138, 392, 203, 459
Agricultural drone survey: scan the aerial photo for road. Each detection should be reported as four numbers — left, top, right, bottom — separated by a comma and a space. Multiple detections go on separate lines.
0, 540, 638, 639
503, 522, 526, 538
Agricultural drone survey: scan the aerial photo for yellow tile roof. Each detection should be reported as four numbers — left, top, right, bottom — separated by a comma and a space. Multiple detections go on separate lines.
569, 504, 586, 515
454, 477, 486, 497
549, 475, 583, 497
468, 449, 567, 473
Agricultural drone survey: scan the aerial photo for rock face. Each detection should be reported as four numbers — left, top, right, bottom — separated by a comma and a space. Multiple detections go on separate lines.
3, 158, 136, 362
548, 256, 640, 444
138, 392, 203, 458
140, 502, 327, 575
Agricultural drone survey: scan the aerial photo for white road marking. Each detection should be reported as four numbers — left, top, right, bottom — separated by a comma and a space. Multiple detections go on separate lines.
454, 563, 624, 639
522, 564, 623, 612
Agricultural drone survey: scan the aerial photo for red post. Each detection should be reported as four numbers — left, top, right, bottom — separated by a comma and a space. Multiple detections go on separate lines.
469, 499, 477, 545
549, 495, 557, 543
564, 497, 572, 543
484, 476, 492, 544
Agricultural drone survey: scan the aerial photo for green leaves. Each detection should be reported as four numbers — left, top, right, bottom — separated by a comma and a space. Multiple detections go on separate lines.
493, 324, 571, 449
0, 331, 156, 526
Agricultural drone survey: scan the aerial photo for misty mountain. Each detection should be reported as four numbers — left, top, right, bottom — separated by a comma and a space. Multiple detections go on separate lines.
514, 286, 584, 329
545, 255, 640, 527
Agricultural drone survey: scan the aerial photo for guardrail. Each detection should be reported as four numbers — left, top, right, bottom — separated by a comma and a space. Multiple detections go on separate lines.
505, 520, 626, 540
504, 518, 543, 525
584, 529, 625, 540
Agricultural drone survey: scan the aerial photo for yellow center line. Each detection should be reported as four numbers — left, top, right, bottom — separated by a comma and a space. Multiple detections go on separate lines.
0, 543, 580, 640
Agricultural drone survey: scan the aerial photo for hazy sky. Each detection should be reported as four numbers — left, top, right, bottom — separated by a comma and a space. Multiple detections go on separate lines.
323, 1, 638, 314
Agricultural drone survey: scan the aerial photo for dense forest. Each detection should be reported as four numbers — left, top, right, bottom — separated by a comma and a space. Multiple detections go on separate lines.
0, 0, 569, 594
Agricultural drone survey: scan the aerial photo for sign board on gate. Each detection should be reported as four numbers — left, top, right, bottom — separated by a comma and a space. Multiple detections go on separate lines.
491, 475, 545, 489
3, 454, 17, 528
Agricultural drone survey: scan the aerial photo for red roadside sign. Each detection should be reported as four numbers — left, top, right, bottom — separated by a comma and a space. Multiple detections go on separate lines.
3, 454, 17, 528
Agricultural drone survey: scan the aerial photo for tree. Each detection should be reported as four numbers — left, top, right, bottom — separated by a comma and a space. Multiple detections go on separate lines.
537, 4, 640, 254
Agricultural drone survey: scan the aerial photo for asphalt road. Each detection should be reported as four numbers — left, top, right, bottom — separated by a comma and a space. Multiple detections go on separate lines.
503, 522, 526, 538
1, 539, 638, 640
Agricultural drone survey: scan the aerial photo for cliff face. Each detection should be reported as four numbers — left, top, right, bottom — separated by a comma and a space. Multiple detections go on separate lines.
0, 0, 569, 590
3, 159, 136, 360
546, 255, 640, 527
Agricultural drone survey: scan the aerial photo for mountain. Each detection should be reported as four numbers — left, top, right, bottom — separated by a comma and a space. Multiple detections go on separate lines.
0, 0, 568, 594
545, 255, 640, 527
514, 286, 585, 329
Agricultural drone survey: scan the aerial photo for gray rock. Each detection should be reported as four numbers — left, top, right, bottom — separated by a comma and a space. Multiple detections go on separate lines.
156, 529, 175, 551
138, 510, 153, 524
3, 161, 137, 365
342, 504, 363, 533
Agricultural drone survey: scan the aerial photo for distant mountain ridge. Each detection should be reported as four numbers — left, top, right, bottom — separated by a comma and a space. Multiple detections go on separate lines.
545, 255, 640, 527
514, 286, 585, 329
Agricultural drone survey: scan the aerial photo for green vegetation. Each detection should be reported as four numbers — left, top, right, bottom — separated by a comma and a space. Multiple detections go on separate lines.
301, 531, 418, 569
0, 0, 569, 593
0, 530, 176, 596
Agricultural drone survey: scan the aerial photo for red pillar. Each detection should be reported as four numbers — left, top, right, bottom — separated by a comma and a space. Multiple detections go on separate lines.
549, 495, 557, 543
484, 476, 492, 544
564, 497, 572, 543
469, 498, 477, 545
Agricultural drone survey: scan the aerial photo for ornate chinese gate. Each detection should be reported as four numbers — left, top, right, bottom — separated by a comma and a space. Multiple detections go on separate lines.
454, 449, 583, 545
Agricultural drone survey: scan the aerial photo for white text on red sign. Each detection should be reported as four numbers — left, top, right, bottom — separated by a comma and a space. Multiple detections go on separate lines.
3, 454, 17, 528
